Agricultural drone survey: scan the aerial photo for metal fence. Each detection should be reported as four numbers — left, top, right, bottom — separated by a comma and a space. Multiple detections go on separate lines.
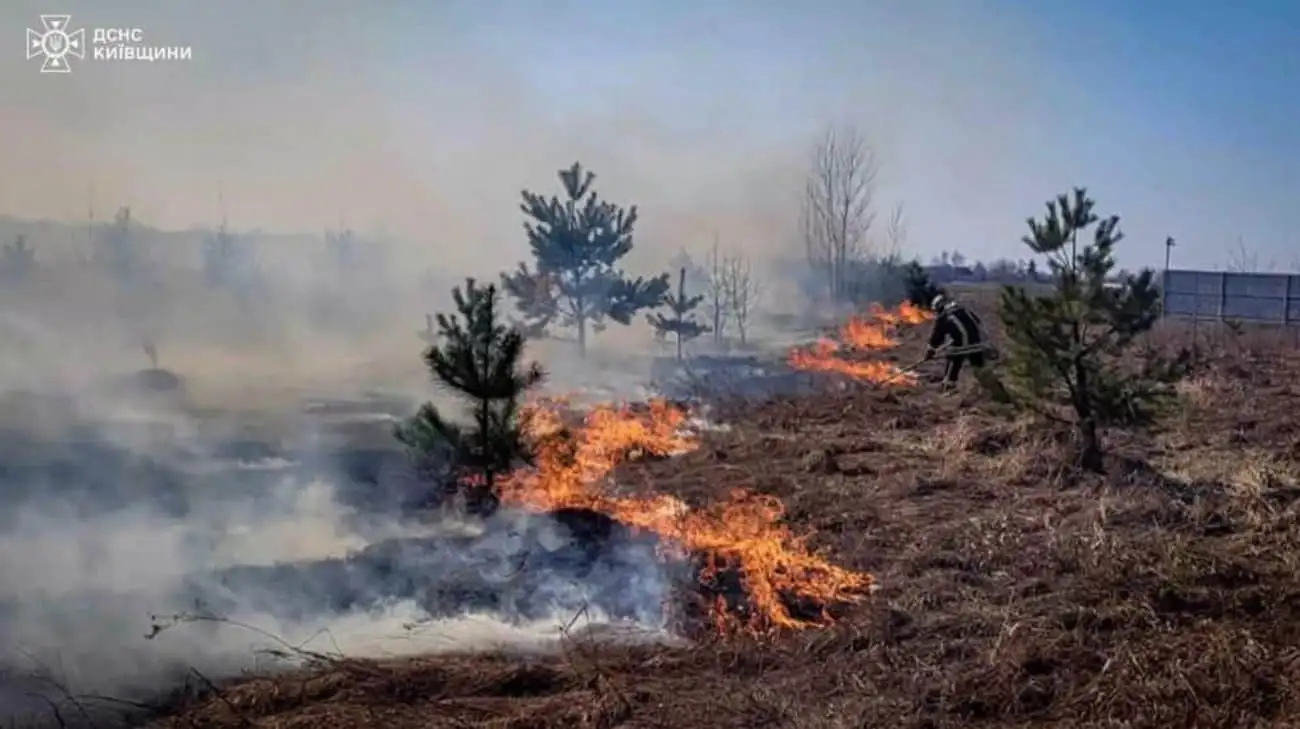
1162, 269, 1300, 326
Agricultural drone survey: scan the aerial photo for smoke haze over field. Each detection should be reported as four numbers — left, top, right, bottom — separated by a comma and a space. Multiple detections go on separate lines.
3, 0, 1297, 274
0, 473, 666, 702
0, 0, 1297, 723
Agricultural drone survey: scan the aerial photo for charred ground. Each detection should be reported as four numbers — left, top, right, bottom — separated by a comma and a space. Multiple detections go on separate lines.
143, 320, 1300, 729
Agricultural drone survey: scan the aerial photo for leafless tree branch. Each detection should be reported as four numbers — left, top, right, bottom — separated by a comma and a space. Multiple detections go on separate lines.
1226, 236, 1275, 273
883, 203, 906, 257
705, 236, 729, 345
800, 125, 878, 303
720, 251, 762, 347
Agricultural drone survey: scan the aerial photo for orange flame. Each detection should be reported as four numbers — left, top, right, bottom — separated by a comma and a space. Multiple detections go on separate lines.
873, 300, 933, 326
841, 317, 898, 349
496, 399, 872, 633
786, 302, 933, 384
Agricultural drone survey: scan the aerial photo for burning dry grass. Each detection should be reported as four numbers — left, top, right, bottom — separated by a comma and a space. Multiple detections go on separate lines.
786, 301, 933, 384
150, 325, 1300, 728
498, 397, 872, 633
495, 301, 936, 632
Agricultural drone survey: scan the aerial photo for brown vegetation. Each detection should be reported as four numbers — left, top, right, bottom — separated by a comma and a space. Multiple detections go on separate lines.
153, 321, 1300, 729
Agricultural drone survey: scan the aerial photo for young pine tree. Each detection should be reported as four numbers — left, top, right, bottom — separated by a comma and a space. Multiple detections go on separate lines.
903, 260, 942, 307
995, 188, 1189, 472
647, 267, 710, 360
501, 162, 670, 357
202, 222, 258, 293
497, 264, 560, 339
95, 206, 145, 285
396, 278, 545, 513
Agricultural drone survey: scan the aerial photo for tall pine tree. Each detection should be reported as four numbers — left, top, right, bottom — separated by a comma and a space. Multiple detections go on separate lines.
647, 267, 710, 360
993, 188, 1189, 471
501, 162, 670, 357
396, 278, 544, 513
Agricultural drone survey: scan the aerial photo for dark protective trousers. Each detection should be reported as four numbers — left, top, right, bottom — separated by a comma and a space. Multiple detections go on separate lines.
943, 351, 986, 385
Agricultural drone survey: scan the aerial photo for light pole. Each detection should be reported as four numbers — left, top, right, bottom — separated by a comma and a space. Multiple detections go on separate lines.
1161, 236, 1176, 331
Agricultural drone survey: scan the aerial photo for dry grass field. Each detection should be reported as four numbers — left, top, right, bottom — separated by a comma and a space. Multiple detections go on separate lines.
143, 308, 1300, 729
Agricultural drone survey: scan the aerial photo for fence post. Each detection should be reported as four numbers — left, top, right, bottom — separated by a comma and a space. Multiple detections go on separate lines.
1290, 274, 1298, 348
1190, 273, 1199, 350
1164, 266, 1175, 314
1287, 274, 1295, 328
1218, 272, 1227, 346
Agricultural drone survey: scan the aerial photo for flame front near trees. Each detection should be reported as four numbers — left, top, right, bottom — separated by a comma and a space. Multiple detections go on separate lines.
495, 399, 871, 633
786, 301, 933, 383
481, 303, 931, 632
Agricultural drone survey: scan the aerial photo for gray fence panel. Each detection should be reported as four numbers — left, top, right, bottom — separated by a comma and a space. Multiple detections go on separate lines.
1222, 297, 1287, 321
1162, 270, 1200, 294
1223, 273, 1289, 297
1161, 293, 1213, 318
1162, 269, 1300, 326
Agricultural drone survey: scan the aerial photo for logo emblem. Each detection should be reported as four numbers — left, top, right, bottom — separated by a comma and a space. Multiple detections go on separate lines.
26, 15, 85, 73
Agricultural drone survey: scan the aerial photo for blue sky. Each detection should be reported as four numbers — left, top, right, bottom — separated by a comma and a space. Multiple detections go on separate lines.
1084, 0, 1300, 269
2, 0, 1298, 275
987, 0, 1300, 270
456, 0, 1300, 271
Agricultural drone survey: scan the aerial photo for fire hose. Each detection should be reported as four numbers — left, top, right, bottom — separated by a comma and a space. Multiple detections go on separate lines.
896, 342, 997, 376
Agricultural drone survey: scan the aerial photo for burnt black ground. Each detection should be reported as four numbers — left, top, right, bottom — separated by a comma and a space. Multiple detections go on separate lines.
182, 507, 673, 626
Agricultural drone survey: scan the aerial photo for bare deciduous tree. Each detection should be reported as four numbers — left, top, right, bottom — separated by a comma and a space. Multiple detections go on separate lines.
801, 125, 878, 304
704, 236, 729, 345
883, 203, 906, 257
721, 252, 762, 347
1226, 236, 1275, 273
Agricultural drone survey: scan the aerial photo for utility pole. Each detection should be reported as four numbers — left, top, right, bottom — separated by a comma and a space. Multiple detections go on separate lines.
1164, 236, 1175, 274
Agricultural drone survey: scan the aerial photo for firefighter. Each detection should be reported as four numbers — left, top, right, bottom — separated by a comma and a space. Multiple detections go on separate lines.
923, 293, 986, 391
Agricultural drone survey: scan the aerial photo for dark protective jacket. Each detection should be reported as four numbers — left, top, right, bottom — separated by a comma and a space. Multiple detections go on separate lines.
927, 305, 983, 352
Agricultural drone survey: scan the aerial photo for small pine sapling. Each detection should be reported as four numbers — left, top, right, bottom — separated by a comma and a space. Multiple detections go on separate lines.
647, 267, 710, 360
903, 260, 941, 308
396, 278, 545, 514
498, 264, 560, 339
0, 235, 35, 283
